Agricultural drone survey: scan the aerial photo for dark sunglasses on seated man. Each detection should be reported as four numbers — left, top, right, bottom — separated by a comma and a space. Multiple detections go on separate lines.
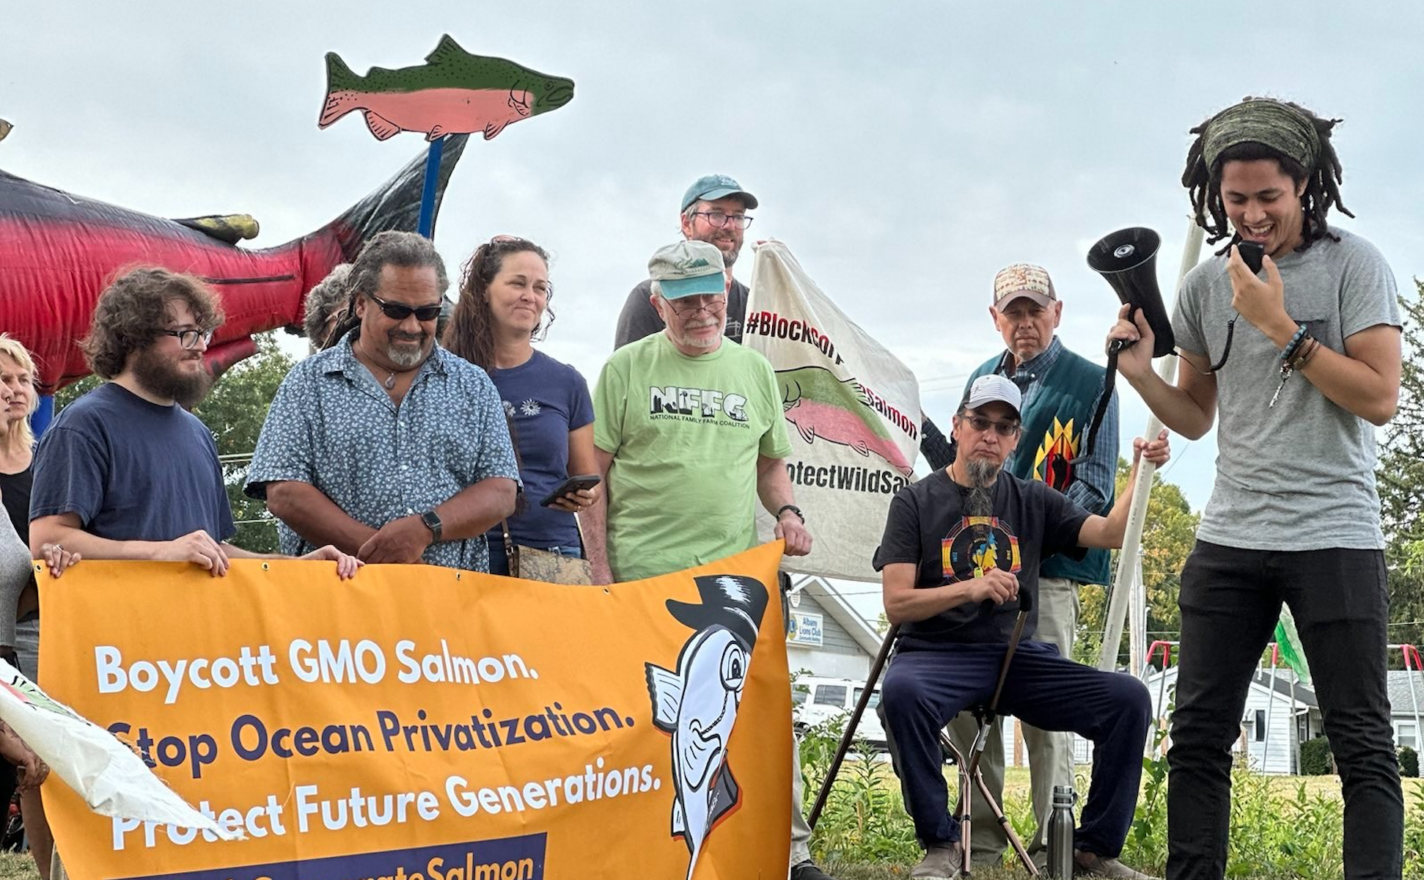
366, 293, 443, 322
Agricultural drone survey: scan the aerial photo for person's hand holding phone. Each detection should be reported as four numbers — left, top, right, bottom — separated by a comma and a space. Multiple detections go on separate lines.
1227, 243, 1290, 338
542, 475, 602, 512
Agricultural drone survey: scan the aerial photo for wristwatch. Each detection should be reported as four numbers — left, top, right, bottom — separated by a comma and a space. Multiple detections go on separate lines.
776, 504, 805, 524
419, 510, 443, 544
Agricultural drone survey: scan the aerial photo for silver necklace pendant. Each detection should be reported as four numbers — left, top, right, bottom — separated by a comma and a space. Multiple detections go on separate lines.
384, 373, 396, 390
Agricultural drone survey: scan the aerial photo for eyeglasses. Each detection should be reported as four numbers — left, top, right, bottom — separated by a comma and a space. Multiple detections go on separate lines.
691, 211, 753, 230
960, 414, 1021, 437
666, 297, 727, 318
159, 328, 215, 350
367, 293, 443, 322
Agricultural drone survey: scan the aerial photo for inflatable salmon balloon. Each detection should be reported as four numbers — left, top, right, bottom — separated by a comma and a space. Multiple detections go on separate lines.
0, 135, 469, 392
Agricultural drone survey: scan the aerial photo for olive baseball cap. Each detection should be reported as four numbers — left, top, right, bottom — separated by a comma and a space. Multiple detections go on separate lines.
680, 174, 759, 212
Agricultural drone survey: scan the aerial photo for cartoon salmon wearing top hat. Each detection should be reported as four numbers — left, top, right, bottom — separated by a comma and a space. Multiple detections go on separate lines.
645, 575, 768, 880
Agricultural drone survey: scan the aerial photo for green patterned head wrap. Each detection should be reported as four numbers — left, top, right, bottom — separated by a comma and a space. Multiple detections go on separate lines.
1183, 97, 1351, 252
1202, 98, 1321, 172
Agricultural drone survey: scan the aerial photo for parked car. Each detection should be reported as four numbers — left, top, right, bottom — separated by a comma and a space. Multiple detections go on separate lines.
792, 675, 887, 750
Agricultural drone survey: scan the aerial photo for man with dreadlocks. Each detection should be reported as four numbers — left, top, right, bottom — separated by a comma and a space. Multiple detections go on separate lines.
1110, 97, 1403, 879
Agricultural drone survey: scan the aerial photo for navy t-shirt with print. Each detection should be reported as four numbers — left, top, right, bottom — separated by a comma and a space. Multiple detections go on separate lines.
873, 469, 1089, 648
30, 384, 236, 543
487, 350, 594, 550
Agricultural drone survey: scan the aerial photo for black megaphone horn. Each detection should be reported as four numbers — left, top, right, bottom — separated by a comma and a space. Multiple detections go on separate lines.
1087, 227, 1175, 358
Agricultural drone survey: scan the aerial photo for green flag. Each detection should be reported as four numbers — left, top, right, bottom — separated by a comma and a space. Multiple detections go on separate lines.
1274, 606, 1311, 684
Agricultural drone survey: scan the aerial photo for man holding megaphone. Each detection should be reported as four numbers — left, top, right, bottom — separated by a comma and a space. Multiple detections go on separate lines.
1108, 97, 1403, 880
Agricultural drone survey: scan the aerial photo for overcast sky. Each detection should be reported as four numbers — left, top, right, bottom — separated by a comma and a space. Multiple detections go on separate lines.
6, 0, 1422, 542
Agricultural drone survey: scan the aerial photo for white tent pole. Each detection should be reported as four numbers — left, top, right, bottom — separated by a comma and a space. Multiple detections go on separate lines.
1098, 219, 1205, 672
1129, 556, 1146, 677
1263, 646, 1279, 773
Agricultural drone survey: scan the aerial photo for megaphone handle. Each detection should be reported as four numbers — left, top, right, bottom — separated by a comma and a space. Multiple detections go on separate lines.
1109, 302, 1143, 353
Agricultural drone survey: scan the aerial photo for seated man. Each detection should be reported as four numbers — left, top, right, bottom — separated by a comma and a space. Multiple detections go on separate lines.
876, 375, 1164, 880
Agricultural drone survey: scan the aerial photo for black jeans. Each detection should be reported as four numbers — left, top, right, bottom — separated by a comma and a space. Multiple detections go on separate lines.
1167, 541, 1402, 880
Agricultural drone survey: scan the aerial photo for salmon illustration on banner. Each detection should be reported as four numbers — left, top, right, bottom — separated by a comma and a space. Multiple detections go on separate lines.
645, 575, 768, 880
318, 35, 575, 142
745, 240, 923, 580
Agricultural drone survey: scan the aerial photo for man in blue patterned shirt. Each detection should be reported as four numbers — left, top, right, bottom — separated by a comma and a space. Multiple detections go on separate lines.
947, 263, 1120, 867
245, 232, 520, 573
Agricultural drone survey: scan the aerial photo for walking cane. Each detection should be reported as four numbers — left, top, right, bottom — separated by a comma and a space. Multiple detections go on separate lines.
960, 589, 1038, 876
807, 623, 899, 829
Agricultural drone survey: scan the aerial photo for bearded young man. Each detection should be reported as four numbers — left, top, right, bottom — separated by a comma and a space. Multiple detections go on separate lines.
30, 268, 359, 577
27, 268, 359, 880
876, 375, 1167, 880
1110, 97, 1404, 880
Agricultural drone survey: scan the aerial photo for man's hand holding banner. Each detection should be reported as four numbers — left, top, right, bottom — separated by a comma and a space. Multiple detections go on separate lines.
36, 543, 791, 879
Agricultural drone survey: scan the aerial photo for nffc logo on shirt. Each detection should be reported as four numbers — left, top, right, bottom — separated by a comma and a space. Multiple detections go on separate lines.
941, 516, 1022, 583
648, 386, 750, 424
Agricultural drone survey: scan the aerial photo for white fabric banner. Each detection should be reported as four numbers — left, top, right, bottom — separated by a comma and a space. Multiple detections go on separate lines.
0, 658, 238, 838
744, 240, 921, 580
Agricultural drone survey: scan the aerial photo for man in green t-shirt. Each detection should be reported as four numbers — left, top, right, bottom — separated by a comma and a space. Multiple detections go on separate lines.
583, 239, 827, 880
585, 239, 811, 583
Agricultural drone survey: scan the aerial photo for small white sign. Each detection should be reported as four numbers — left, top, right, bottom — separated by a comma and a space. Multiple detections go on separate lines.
788, 612, 824, 647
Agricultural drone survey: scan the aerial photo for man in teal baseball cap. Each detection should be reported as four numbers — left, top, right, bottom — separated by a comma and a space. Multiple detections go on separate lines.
614, 173, 758, 349
679, 173, 760, 212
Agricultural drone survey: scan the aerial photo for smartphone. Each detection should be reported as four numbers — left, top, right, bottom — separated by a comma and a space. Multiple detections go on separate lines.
540, 474, 602, 508
1237, 241, 1265, 274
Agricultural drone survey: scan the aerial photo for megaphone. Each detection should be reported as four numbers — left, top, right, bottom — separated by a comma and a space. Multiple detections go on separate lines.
1087, 227, 1175, 358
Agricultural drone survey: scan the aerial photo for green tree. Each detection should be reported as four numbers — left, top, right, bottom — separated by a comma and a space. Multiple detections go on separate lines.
1075, 460, 1200, 667
53, 334, 295, 553
191, 336, 295, 552
1377, 280, 1424, 654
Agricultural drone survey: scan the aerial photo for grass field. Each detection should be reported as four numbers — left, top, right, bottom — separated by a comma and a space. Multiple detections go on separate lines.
0, 768, 1396, 879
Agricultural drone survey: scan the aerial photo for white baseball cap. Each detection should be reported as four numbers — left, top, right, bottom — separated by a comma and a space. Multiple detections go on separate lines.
963, 374, 1022, 418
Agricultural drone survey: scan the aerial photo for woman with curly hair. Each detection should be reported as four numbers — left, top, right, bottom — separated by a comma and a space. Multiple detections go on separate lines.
442, 237, 597, 577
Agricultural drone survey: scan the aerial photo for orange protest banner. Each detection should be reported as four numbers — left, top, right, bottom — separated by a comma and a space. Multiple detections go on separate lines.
38, 542, 791, 879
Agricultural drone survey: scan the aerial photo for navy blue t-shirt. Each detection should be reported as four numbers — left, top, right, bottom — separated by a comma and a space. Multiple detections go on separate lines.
486, 351, 594, 550
30, 383, 236, 543
873, 469, 1089, 647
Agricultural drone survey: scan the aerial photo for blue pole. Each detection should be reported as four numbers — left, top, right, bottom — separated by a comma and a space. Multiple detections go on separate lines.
31, 394, 54, 439
416, 137, 446, 238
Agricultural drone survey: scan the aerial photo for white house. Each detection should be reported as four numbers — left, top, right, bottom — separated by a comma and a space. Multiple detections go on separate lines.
784, 575, 885, 681
1385, 670, 1424, 753
1141, 665, 1323, 775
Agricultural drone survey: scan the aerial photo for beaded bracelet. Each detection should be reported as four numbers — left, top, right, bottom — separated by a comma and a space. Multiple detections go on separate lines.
1278, 324, 1309, 362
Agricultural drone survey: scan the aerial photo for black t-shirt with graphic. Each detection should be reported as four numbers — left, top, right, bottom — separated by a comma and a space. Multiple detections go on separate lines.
874, 469, 1090, 648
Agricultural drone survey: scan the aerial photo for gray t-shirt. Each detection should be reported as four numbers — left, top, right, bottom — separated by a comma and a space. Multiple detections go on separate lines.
0, 506, 30, 647
1173, 227, 1400, 550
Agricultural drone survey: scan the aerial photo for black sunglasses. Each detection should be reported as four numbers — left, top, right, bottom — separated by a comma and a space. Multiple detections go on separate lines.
367, 293, 442, 322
